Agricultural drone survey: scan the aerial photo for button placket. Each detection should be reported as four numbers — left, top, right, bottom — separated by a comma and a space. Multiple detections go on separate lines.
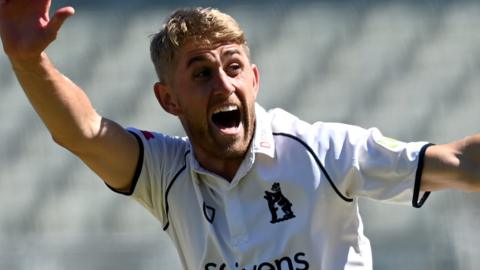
225, 190, 249, 247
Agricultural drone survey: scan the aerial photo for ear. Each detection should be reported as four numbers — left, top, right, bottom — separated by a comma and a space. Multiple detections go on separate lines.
153, 82, 182, 116
251, 64, 260, 98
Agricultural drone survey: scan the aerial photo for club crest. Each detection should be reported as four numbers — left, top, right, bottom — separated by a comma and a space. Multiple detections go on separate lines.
264, 182, 296, 224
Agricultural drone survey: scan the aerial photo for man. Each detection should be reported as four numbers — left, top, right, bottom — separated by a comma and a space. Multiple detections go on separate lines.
1, 1, 480, 269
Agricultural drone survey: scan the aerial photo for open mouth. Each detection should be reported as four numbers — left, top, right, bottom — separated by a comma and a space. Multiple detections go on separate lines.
211, 105, 241, 130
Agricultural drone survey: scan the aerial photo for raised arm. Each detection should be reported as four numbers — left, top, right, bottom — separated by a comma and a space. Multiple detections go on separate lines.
421, 135, 480, 192
0, 0, 139, 192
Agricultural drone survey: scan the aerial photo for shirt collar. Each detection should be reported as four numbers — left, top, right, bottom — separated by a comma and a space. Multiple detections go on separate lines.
251, 103, 275, 158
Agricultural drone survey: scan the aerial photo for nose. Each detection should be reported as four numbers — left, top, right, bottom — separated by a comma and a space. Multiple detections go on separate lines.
212, 69, 235, 96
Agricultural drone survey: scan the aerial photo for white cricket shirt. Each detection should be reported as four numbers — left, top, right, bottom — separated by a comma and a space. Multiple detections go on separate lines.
111, 104, 431, 270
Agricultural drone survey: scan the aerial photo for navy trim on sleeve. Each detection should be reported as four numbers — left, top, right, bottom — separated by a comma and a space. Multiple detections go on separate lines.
106, 131, 144, 196
163, 150, 190, 231
412, 143, 435, 208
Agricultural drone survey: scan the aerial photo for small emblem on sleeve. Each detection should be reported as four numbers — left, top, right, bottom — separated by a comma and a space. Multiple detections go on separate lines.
140, 130, 155, 140
264, 182, 296, 224
376, 136, 406, 150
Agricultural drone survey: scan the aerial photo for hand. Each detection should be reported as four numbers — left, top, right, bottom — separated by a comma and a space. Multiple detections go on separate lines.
423, 135, 480, 192
0, 0, 75, 60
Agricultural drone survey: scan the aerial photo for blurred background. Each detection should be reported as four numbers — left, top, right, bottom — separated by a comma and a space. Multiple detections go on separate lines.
1, 0, 480, 269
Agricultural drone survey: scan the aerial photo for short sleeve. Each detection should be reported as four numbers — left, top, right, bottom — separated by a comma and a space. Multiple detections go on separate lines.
107, 127, 189, 225
319, 123, 431, 207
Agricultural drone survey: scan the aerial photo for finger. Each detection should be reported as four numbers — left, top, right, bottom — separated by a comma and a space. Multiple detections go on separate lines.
47, 6, 75, 35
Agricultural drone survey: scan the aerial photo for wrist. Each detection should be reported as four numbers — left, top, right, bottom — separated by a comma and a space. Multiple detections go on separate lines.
9, 52, 52, 74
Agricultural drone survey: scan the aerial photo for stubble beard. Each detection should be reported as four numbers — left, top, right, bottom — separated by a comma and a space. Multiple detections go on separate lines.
207, 113, 254, 161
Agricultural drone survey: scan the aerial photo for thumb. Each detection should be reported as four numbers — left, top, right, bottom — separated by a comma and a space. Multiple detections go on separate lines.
47, 7, 75, 36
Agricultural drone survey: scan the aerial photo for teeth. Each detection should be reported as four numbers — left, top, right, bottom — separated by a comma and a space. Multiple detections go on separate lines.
213, 105, 238, 114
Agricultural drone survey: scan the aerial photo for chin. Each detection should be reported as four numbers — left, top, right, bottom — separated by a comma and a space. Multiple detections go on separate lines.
214, 141, 250, 160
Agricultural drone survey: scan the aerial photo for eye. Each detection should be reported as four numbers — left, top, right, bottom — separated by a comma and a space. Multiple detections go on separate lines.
193, 68, 212, 80
226, 63, 242, 77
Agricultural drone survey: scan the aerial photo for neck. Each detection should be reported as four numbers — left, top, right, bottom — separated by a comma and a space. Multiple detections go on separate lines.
195, 150, 248, 182
195, 153, 243, 182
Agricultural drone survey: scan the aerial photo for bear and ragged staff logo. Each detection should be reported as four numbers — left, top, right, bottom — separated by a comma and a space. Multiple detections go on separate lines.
264, 182, 296, 224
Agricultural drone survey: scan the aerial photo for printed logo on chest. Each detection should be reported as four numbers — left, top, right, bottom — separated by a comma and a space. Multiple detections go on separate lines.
264, 182, 296, 224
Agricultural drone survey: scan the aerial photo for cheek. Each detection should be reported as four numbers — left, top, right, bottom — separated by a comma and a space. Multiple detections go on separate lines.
232, 73, 250, 90
174, 82, 202, 105
176, 89, 209, 116
241, 70, 257, 89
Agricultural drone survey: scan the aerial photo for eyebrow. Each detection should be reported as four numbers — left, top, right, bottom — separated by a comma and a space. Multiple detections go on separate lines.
224, 49, 241, 57
186, 54, 210, 69
186, 49, 242, 68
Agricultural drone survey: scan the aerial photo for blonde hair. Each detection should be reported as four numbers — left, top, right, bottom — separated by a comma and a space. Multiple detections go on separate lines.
150, 7, 248, 83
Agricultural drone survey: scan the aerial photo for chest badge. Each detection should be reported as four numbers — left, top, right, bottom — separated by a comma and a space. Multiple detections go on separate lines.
203, 202, 216, 224
264, 182, 296, 224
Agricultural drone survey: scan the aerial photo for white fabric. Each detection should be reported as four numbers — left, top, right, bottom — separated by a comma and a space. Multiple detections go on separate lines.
124, 104, 429, 270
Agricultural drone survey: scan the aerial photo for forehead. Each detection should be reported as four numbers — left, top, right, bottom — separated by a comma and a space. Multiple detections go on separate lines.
176, 42, 249, 67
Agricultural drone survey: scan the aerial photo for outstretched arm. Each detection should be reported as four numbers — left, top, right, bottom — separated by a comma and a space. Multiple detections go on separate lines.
0, 0, 139, 192
422, 135, 480, 192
